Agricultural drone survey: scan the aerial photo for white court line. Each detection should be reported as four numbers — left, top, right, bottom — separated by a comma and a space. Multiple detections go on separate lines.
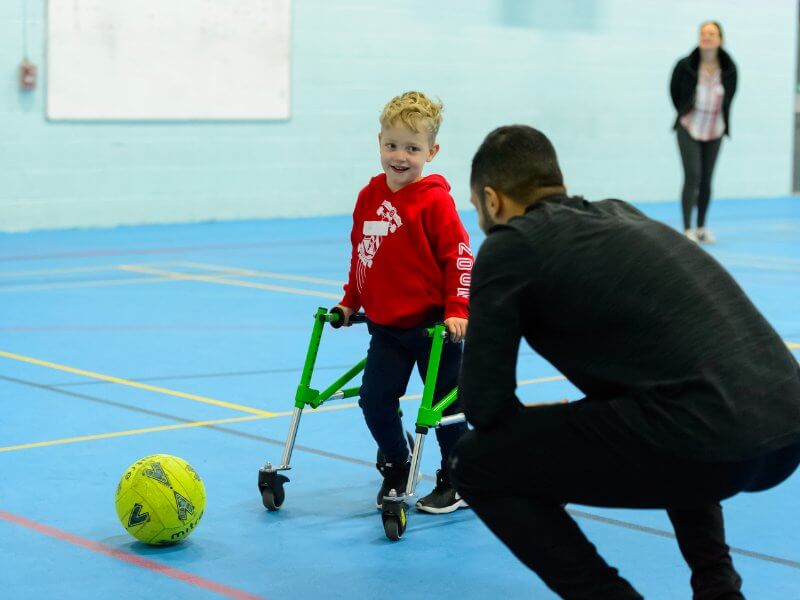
518, 374, 568, 385
0, 261, 345, 293
0, 265, 117, 279
119, 264, 340, 299
720, 261, 800, 273
0, 277, 174, 293
713, 252, 800, 266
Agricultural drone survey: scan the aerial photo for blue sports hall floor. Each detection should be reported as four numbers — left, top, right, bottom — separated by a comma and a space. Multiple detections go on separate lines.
1, 196, 798, 599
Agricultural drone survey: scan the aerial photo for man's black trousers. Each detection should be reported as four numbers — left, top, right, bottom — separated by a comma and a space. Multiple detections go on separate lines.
450, 399, 800, 599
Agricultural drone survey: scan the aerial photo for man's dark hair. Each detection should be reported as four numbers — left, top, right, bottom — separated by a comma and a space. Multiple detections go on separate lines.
470, 125, 564, 205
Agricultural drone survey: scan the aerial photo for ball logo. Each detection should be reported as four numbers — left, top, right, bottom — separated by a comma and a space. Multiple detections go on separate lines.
144, 462, 171, 487
186, 465, 201, 482
127, 503, 149, 527
173, 491, 195, 521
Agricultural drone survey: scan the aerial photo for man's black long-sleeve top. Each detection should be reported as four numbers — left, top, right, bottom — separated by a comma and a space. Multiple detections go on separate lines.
460, 195, 800, 461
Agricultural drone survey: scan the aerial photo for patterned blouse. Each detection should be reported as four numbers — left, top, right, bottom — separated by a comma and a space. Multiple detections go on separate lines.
680, 67, 725, 141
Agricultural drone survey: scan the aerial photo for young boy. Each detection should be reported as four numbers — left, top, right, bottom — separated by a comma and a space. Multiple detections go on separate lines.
336, 91, 472, 514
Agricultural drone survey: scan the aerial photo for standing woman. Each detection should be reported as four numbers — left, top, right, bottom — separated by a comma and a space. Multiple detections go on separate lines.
671, 21, 737, 243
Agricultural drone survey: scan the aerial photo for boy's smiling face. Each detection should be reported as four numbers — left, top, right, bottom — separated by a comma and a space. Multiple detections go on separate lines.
379, 125, 439, 192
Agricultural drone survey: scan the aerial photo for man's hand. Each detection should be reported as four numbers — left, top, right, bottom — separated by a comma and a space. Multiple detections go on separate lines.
444, 317, 468, 343
336, 305, 355, 327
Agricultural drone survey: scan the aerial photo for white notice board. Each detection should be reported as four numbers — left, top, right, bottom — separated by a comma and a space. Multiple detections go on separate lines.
47, 0, 291, 120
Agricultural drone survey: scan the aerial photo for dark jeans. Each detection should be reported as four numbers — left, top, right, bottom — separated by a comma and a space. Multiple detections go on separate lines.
677, 123, 723, 230
450, 399, 800, 599
359, 319, 467, 471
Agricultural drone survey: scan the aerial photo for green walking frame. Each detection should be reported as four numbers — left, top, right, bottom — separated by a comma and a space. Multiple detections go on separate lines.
257, 306, 465, 541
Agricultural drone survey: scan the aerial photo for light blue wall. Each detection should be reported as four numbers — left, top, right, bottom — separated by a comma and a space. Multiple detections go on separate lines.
1, 0, 797, 232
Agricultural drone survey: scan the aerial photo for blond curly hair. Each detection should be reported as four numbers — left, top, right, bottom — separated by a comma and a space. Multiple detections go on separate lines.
380, 91, 443, 144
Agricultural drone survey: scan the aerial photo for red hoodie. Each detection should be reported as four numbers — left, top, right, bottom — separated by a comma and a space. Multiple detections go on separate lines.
341, 173, 472, 328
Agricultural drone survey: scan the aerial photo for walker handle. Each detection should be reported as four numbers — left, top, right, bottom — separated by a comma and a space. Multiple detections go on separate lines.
423, 324, 452, 342
327, 306, 367, 328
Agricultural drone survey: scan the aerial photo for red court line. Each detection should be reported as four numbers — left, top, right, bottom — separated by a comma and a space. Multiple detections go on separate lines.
0, 509, 265, 600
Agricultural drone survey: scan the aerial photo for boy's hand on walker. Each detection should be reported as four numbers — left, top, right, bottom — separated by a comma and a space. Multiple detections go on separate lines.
336, 305, 354, 327
444, 317, 468, 343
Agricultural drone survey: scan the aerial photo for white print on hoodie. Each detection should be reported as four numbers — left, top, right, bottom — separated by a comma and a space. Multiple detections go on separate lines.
356, 200, 403, 293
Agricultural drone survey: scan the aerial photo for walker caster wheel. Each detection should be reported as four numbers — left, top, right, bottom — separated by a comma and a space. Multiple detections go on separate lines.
381, 493, 408, 541
258, 468, 289, 511
261, 488, 279, 511
383, 509, 407, 542
383, 513, 405, 541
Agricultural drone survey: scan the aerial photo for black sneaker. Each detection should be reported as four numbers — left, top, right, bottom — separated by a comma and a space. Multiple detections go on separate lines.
415, 469, 468, 514
375, 459, 412, 509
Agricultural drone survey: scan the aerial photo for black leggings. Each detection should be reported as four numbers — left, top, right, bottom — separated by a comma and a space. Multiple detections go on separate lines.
450, 399, 800, 599
677, 124, 723, 230
359, 319, 467, 471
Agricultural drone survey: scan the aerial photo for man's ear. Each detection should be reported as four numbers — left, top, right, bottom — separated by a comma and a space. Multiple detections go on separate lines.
427, 143, 440, 162
483, 186, 501, 219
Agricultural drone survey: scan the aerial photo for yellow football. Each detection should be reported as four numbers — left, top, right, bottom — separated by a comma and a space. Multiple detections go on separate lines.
115, 454, 205, 545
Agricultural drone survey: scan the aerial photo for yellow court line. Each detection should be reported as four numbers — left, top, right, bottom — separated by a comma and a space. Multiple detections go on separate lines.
0, 414, 269, 453
0, 402, 387, 454
0, 401, 386, 454
118, 265, 340, 299
0, 374, 569, 453
166, 261, 345, 287
3, 356, 795, 453
0, 404, 364, 453
0, 350, 274, 417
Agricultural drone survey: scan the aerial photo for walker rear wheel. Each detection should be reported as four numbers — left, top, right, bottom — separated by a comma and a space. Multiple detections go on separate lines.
261, 486, 284, 511
258, 469, 288, 511
381, 503, 407, 541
